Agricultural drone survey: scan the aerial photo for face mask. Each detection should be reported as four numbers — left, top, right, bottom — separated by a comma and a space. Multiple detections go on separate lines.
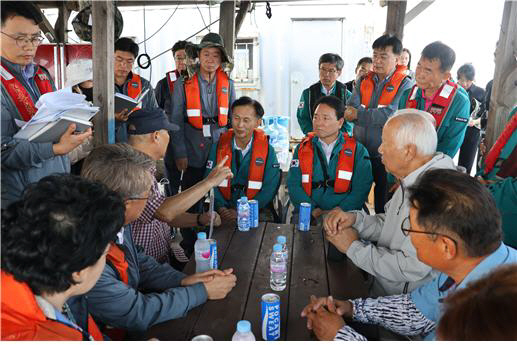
78, 85, 93, 102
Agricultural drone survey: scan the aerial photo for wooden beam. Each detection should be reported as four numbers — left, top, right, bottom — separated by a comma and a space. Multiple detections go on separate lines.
55, 1, 71, 44
404, 0, 435, 25
219, 0, 236, 59
485, 1, 517, 149
385, 0, 407, 40
92, 0, 115, 146
235, 1, 251, 37
33, 5, 57, 43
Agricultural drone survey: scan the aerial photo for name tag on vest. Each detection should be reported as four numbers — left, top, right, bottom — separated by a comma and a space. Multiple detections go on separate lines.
203, 124, 211, 137
338, 170, 352, 181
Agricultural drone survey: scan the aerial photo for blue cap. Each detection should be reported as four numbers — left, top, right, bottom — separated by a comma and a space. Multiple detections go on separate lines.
197, 232, 207, 240
273, 243, 282, 252
237, 320, 251, 333
127, 108, 179, 135
277, 235, 286, 244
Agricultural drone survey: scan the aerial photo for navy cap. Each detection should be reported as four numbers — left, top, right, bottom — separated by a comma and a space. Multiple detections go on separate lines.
127, 108, 179, 135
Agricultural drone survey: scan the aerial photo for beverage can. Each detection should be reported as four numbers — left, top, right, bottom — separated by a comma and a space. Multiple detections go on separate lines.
298, 202, 311, 231
191, 334, 213, 341
209, 239, 217, 269
249, 200, 259, 228
261, 293, 280, 341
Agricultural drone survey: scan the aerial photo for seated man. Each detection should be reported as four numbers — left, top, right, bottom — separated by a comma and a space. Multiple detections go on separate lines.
302, 169, 517, 340
398, 41, 470, 158
288, 95, 372, 223
297, 53, 352, 136
81, 144, 237, 336
205, 96, 281, 224
322, 109, 458, 296
1, 175, 125, 340
126, 108, 229, 266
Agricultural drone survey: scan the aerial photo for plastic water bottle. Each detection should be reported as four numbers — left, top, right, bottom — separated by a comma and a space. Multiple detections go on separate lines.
231, 320, 256, 341
270, 243, 287, 291
194, 232, 211, 273
237, 197, 250, 232
276, 235, 288, 261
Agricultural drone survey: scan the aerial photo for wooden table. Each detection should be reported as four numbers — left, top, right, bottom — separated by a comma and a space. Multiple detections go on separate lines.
147, 222, 373, 341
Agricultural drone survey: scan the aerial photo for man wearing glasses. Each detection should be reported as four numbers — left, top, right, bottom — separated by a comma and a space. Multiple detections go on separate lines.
302, 169, 517, 341
296, 53, 352, 136
1, 1, 91, 208
322, 109, 458, 297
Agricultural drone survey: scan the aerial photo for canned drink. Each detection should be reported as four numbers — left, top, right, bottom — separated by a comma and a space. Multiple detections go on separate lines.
209, 239, 217, 269
191, 335, 213, 341
261, 293, 280, 341
298, 202, 311, 231
249, 200, 259, 228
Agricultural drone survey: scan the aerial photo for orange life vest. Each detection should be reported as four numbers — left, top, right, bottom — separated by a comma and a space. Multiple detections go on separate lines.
216, 129, 269, 200
184, 67, 229, 129
1, 271, 103, 341
106, 243, 129, 284
126, 73, 142, 100
405, 80, 459, 128
360, 64, 407, 108
484, 108, 517, 175
166, 70, 179, 95
0, 62, 53, 121
298, 132, 357, 197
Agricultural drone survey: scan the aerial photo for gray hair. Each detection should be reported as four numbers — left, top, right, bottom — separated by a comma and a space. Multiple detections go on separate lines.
81, 143, 154, 199
386, 109, 438, 156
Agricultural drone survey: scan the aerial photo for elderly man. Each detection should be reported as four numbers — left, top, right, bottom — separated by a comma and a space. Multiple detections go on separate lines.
288, 95, 372, 225
81, 144, 236, 337
113, 37, 160, 143
297, 53, 352, 135
322, 109, 458, 296
346, 34, 413, 214
1, 1, 91, 208
205, 96, 281, 224
302, 169, 517, 341
126, 108, 231, 266
398, 41, 469, 159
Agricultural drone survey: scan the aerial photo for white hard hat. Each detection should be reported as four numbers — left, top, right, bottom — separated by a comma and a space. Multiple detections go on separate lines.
65, 59, 93, 88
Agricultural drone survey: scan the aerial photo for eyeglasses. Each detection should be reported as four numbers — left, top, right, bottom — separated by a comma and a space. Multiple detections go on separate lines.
1, 31, 44, 48
319, 67, 338, 75
400, 216, 458, 247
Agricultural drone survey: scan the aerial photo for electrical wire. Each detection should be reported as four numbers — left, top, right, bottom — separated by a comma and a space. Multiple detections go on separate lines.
208, 0, 212, 32
196, 3, 208, 29
137, 4, 180, 45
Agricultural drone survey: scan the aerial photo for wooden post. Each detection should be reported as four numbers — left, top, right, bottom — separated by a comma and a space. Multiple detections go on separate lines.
219, 0, 236, 59
55, 1, 71, 44
235, 1, 251, 37
486, 1, 517, 149
92, 0, 115, 146
385, 0, 407, 40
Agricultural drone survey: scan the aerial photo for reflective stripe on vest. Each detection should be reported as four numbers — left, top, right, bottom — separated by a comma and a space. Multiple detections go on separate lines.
106, 244, 129, 284
184, 67, 229, 129
406, 80, 458, 128
484, 108, 517, 175
360, 64, 407, 108
0, 63, 53, 121
166, 70, 178, 95
299, 132, 357, 197
216, 128, 269, 200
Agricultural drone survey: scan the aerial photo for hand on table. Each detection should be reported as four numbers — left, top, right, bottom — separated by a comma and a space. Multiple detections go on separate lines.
199, 211, 221, 227
53, 124, 93, 155
301, 295, 350, 340
323, 208, 357, 236
312, 208, 324, 219
326, 227, 359, 253
218, 207, 237, 224
204, 268, 237, 299
181, 269, 230, 286
206, 155, 233, 188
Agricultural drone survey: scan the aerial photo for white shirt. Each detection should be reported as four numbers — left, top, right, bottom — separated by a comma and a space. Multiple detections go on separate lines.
318, 137, 338, 164
233, 135, 253, 157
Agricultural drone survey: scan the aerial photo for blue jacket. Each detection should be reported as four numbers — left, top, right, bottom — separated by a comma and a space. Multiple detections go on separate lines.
1, 58, 69, 208
86, 225, 207, 332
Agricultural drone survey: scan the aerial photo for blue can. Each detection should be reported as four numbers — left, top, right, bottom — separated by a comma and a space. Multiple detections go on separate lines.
261, 293, 280, 340
249, 200, 259, 228
209, 239, 217, 269
298, 202, 311, 231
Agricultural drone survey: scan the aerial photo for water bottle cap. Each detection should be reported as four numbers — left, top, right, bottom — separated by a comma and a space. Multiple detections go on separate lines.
237, 320, 251, 333
277, 235, 286, 244
273, 243, 282, 252
197, 232, 207, 240
241, 196, 248, 202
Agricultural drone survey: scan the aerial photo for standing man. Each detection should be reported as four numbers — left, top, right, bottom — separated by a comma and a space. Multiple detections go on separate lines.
398, 41, 470, 159
457, 63, 485, 174
346, 34, 413, 214
344, 57, 373, 93
205, 96, 281, 225
288, 96, 372, 225
1, 1, 91, 208
297, 53, 352, 136
114, 37, 160, 143
169, 32, 236, 249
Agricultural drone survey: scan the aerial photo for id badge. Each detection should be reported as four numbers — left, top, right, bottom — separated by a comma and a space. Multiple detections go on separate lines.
203, 124, 211, 137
